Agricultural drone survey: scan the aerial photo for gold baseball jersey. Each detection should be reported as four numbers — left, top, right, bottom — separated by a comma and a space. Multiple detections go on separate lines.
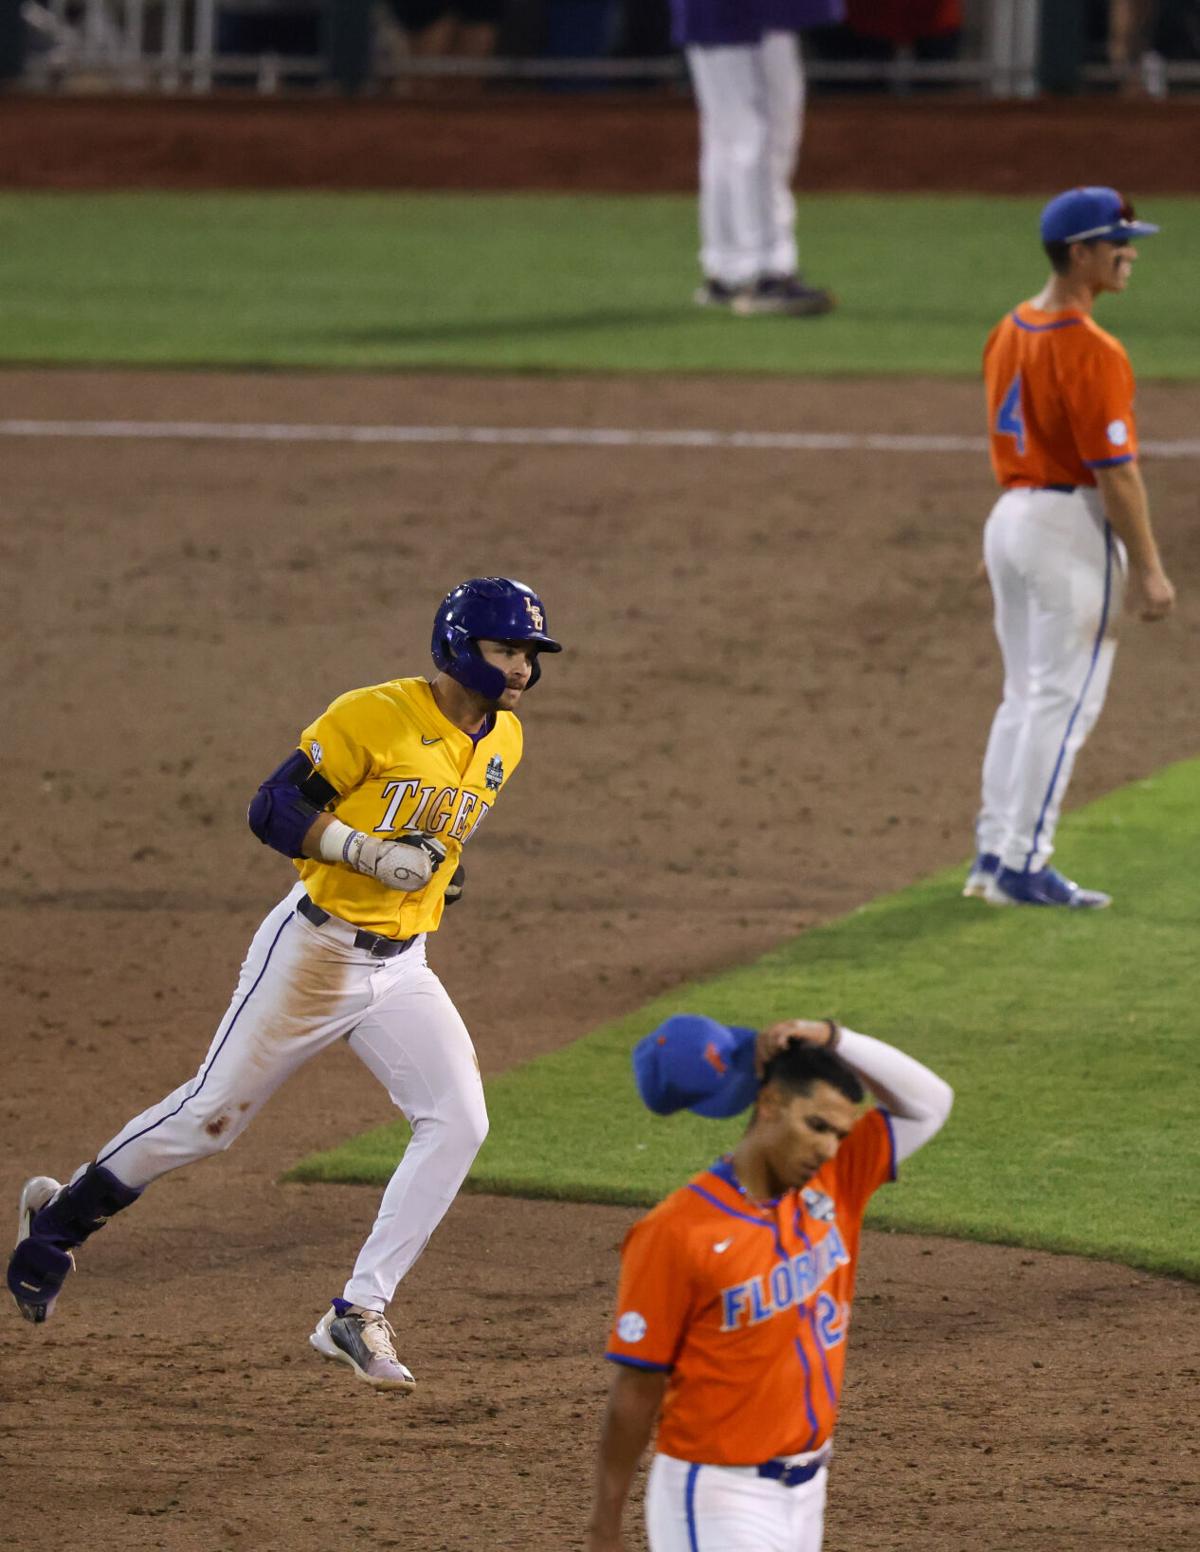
294, 676, 522, 938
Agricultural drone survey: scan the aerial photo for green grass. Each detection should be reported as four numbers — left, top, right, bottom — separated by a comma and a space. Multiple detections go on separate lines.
291, 760, 1200, 1280
2, 192, 1198, 376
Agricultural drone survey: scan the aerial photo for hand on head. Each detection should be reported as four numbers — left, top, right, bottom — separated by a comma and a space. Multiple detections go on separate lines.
754, 1019, 838, 1077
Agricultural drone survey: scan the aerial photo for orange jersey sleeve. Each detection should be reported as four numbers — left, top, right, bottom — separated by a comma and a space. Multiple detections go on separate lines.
824, 1106, 897, 1223
984, 303, 1138, 490
605, 1204, 697, 1373
606, 1120, 895, 1466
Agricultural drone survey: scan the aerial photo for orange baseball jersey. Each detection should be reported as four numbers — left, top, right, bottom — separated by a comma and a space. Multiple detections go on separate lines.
605, 1109, 896, 1465
983, 303, 1138, 490
293, 676, 522, 939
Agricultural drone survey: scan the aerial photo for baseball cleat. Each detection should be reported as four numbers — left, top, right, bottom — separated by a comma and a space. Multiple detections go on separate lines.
693, 277, 746, 309
732, 274, 836, 318
16, 1176, 62, 1244
985, 865, 1111, 910
8, 1176, 74, 1323
962, 852, 1000, 898
310, 1302, 416, 1393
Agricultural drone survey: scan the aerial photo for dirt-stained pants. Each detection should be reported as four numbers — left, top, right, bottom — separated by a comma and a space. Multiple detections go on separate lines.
89, 882, 487, 1312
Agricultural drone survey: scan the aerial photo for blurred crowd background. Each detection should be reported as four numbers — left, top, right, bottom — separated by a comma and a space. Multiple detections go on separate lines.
4, 0, 1198, 98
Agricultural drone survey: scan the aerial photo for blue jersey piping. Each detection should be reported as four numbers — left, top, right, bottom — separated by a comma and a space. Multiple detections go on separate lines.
795, 1223, 839, 1410
879, 1108, 899, 1181
687, 1182, 776, 1231
1010, 311, 1084, 334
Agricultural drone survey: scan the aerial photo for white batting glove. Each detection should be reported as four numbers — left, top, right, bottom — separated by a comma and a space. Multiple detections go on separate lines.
320, 823, 446, 892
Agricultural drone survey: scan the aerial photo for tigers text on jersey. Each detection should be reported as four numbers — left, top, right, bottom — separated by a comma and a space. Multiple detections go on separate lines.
984, 303, 1138, 491
294, 676, 522, 938
605, 1109, 896, 1465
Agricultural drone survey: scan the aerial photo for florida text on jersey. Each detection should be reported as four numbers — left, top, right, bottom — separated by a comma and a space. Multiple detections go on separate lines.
605, 1108, 896, 1465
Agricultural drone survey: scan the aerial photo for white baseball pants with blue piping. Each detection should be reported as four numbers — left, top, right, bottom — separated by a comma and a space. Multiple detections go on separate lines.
975, 486, 1126, 873
686, 31, 805, 286
87, 882, 487, 1312
646, 1452, 828, 1552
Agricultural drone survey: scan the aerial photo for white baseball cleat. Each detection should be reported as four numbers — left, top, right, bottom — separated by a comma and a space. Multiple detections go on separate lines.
16, 1176, 63, 1245
962, 852, 1000, 899
310, 1303, 416, 1393
9, 1176, 74, 1324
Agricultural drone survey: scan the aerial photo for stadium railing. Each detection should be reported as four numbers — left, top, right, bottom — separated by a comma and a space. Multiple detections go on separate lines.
14, 0, 1199, 99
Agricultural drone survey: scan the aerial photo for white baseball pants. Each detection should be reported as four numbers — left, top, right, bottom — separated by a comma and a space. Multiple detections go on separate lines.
90, 882, 487, 1312
976, 486, 1126, 872
686, 30, 805, 285
646, 1452, 828, 1552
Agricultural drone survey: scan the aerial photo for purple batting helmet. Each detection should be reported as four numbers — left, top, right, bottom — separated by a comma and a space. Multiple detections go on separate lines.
431, 577, 562, 701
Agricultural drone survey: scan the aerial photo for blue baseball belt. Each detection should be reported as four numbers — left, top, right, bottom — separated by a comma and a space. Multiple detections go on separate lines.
755, 1447, 831, 1488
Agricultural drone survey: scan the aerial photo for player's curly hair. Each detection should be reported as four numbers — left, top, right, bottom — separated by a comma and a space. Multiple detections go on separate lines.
760, 1042, 864, 1105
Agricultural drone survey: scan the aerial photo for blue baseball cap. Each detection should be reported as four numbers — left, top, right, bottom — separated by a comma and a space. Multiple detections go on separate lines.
1039, 186, 1159, 245
632, 1014, 759, 1120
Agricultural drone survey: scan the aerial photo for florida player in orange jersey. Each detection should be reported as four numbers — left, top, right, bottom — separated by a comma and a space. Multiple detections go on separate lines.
586, 1013, 952, 1552
964, 186, 1176, 911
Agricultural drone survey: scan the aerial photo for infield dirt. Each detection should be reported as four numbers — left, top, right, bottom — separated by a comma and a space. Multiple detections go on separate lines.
4, 75, 1200, 1552
2, 364, 1198, 1551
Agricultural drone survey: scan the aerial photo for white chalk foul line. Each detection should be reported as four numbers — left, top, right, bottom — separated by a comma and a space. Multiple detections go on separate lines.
0, 419, 1197, 459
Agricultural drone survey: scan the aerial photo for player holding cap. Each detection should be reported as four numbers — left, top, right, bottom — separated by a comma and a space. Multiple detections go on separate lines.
587, 1013, 952, 1552
964, 186, 1176, 910
8, 577, 561, 1392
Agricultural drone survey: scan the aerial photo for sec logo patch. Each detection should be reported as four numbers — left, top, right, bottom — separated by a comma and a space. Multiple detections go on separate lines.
616, 1310, 647, 1343
1107, 419, 1129, 446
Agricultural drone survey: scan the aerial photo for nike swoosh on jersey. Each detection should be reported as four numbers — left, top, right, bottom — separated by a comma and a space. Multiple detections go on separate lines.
713, 1238, 734, 1254
420, 736, 442, 745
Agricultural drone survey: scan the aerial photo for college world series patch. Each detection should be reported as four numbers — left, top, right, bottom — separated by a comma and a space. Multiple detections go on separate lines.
485, 755, 504, 791
802, 1187, 837, 1223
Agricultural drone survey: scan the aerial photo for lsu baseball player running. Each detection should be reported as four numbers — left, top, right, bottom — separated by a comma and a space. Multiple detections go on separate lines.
587, 1012, 952, 1552
964, 186, 1176, 910
8, 577, 561, 1392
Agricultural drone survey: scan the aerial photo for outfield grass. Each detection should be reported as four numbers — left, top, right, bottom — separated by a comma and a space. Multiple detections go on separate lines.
291, 761, 1200, 1280
2, 192, 1199, 376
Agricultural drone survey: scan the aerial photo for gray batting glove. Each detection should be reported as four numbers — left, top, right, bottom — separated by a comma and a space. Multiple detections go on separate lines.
345, 831, 446, 892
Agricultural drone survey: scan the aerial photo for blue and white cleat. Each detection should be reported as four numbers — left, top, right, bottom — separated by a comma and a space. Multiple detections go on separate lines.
962, 852, 1000, 899
986, 865, 1111, 910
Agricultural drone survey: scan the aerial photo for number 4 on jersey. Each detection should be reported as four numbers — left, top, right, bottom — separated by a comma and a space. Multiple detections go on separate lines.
996, 372, 1026, 454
